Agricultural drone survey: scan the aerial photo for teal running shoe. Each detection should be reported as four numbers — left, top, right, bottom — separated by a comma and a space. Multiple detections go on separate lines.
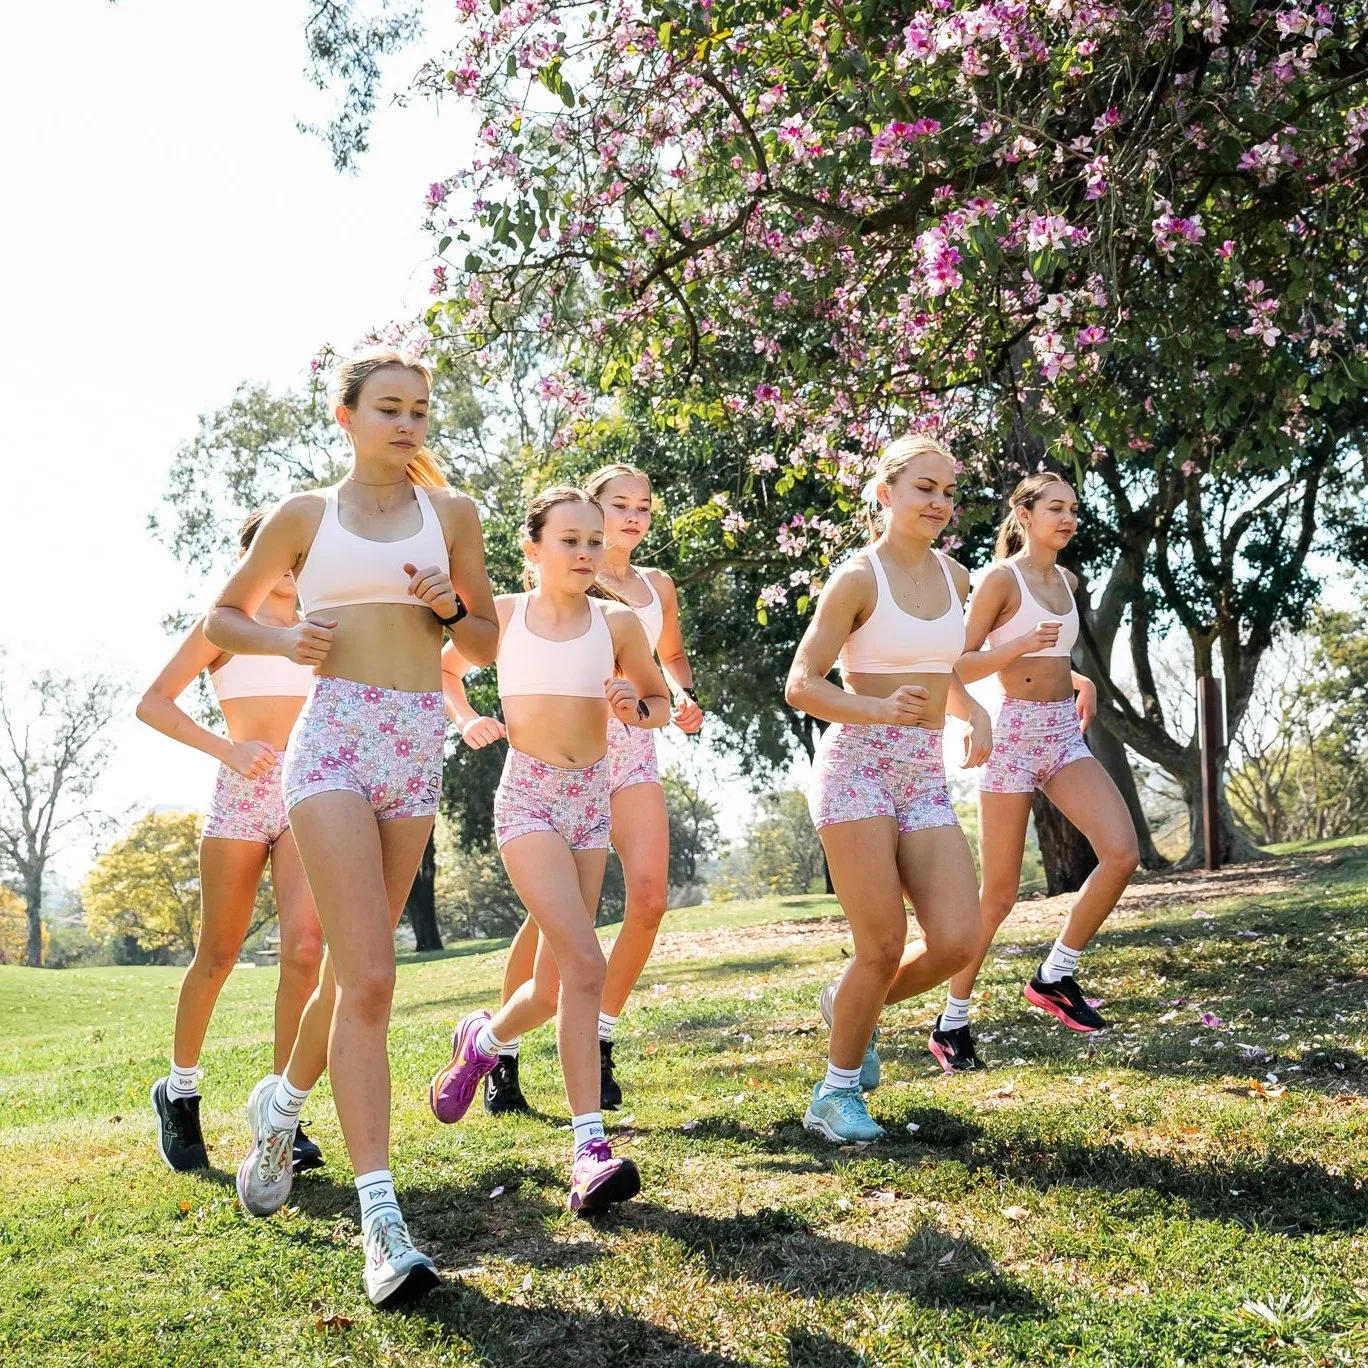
802, 1083, 887, 1144
819, 982, 880, 1092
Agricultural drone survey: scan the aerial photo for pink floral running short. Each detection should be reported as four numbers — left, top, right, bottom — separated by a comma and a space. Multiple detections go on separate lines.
978, 697, 1092, 794
607, 717, 659, 796
203, 755, 289, 845
808, 723, 959, 834
494, 747, 611, 851
282, 676, 446, 820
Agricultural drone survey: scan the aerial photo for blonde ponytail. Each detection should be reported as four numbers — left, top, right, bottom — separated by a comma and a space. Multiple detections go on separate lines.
405, 447, 448, 488
333, 347, 448, 486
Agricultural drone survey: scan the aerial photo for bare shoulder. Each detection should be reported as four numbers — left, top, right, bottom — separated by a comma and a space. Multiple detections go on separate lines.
273, 489, 328, 526
827, 550, 876, 599
492, 593, 519, 626
427, 486, 478, 525
1060, 566, 1081, 592
940, 554, 972, 599
975, 561, 1018, 595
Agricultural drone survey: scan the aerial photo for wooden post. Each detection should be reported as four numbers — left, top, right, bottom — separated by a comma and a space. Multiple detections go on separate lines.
1198, 675, 1224, 871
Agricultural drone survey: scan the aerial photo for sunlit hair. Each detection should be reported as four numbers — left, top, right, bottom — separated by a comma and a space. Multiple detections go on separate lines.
520, 485, 625, 602
238, 509, 265, 552
994, 474, 1075, 558
334, 348, 447, 488
584, 462, 652, 503
865, 435, 956, 540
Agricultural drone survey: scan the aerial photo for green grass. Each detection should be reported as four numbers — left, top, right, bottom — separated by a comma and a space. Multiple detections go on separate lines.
3, 852, 1367, 1366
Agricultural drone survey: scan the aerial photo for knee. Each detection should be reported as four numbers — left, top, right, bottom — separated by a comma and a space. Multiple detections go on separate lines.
627, 876, 668, 930
559, 941, 607, 998
338, 967, 396, 1026
855, 934, 905, 982
933, 921, 980, 976
190, 941, 239, 984
979, 884, 1018, 925
1099, 834, 1141, 879
278, 925, 324, 982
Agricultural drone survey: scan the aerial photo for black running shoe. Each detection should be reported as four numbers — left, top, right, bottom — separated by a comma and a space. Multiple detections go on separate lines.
151, 1077, 208, 1172
482, 1053, 531, 1115
928, 1016, 984, 1072
1024, 970, 1109, 1032
599, 1039, 622, 1111
292, 1125, 325, 1173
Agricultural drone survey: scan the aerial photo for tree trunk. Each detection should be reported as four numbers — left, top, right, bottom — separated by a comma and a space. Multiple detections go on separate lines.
1031, 792, 1099, 895
24, 871, 42, 968
405, 834, 443, 952
1176, 754, 1267, 867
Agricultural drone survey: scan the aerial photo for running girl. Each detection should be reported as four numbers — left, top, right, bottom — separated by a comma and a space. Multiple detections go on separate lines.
139, 512, 323, 1175
205, 347, 498, 1309
784, 436, 991, 1143
428, 486, 669, 1214
930, 474, 1139, 1069
445, 462, 702, 1114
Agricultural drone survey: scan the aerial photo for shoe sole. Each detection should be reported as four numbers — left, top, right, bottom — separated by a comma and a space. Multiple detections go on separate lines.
1023, 983, 1103, 1032
236, 1077, 292, 1217
570, 1160, 641, 1215
150, 1080, 208, 1173
927, 1036, 955, 1074
801, 1107, 885, 1145
429, 1014, 492, 1124
369, 1262, 441, 1310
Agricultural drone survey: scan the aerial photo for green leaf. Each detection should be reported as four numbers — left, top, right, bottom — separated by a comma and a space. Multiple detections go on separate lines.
438, 236, 452, 255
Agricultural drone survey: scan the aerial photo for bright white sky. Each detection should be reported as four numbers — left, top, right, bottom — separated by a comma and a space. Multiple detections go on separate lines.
0, 0, 760, 880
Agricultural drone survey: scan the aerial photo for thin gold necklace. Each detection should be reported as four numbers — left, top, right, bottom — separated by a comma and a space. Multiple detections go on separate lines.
344, 474, 409, 514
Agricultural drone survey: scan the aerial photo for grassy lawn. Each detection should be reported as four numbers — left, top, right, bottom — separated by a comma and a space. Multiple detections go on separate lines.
2, 847, 1366, 1366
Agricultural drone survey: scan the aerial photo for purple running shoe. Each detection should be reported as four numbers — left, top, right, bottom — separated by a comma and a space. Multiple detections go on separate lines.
429, 1010, 498, 1123
568, 1138, 641, 1215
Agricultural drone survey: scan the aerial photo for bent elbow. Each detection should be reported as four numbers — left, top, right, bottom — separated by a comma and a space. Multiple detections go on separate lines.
783, 674, 806, 711
134, 694, 156, 726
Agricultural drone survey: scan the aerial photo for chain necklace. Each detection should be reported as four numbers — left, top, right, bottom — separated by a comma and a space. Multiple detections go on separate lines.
343, 474, 409, 515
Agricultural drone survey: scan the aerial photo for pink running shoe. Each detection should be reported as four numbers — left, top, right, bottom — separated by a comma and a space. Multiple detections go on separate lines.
429, 1011, 498, 1123
568, 1139, 641, 1215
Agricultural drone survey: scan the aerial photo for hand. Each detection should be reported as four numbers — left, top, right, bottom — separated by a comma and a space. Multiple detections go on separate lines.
671, 694, 704, 734
1015, 620, 1062, 655
605, 677, 643, 726
1075, 676, 1097, 730
961, 708, 993, 769
286, 617, 336, 666
878, 684, 929, 727
403, 562, 460, 619
460, 715, 507, 749
226, 739, 277, 779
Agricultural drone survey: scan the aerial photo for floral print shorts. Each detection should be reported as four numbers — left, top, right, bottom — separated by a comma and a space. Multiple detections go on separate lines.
978, 697, 1092, 794
494, 746, 612, 851
808, 723, 959, 834
282, 676, 446, 820
607, 717, 659, 796
203, 755, 289, 845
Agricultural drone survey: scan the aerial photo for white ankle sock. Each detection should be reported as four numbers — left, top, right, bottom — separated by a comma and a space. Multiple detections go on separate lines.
819, 1060, 863, 1096
475, 1020, 512, 1059
1039, 938, 1083, 985
502, 1036, 521, 1059
168, 1059, 200, 1100
266, 1074, 310, 1133
355, 1169, 401, 1228
597, 1011, 619, 1043
941, 993, 972, 1032
572, 1111, 605, 1155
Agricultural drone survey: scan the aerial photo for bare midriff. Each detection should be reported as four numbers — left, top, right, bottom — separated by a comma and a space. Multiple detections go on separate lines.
503, 696, 612, 768
312, 604, 445, 693
219, 696, 306, 753
995, 655, 1074, 704
842, 671, 954, 729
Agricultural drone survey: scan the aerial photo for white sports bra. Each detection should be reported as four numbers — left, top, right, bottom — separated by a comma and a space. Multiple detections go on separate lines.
620, 570, 663, 656
497, 594, 615, 699
296, 484, 449, 615
985, 561, 1079, 657
839, 548, 965, 675
208, 652, 315, 703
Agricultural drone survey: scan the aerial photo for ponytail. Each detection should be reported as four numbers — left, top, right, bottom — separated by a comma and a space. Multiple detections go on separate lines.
405, 447, 448, 488
995, 473, 1073, 559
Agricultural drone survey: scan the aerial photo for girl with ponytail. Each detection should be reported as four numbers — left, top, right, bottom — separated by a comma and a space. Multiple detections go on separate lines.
204, 347, 499, 1309
428, 485, 669, 1217
933, 474, 1139, 1069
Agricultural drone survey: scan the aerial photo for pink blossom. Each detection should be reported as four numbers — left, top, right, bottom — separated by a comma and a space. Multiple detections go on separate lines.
1076, 325, 1106, 346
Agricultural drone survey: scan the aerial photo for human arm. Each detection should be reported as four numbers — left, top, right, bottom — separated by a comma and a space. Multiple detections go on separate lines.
440, 640, 507, 748
650, 571, 703, 733
605, 608, 670, 729
945, 672, 993, 769
1072, 670, 1097, 729
204, 496, 336, 664
406, 491, 499, 667
783, 560, 929, 726
953, 565, 1061, 684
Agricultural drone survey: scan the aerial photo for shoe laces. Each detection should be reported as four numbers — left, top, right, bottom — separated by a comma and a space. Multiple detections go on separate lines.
825, 1086, 872, 1123
577, 1137, 619, 1167
257, 1123, 294, 1182
367, 1213, 414, 1267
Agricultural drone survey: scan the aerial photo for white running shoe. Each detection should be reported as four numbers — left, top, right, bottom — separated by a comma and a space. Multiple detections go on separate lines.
235, 1074, 295, 1217
363, 1211, 440, 1309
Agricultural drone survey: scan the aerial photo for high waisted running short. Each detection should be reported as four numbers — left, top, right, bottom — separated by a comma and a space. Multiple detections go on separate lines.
807, 723, 959, 834
978, 697, 1092, 793
494, 747, 612, 851
607, 717, 659, 796
282, 676, 446, 820
203, 755, 289, 845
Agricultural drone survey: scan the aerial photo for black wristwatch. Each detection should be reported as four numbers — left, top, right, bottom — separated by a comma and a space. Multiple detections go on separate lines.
682, 686, 699, 703
636, 699, 650, 721
436, 595, 468, 627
